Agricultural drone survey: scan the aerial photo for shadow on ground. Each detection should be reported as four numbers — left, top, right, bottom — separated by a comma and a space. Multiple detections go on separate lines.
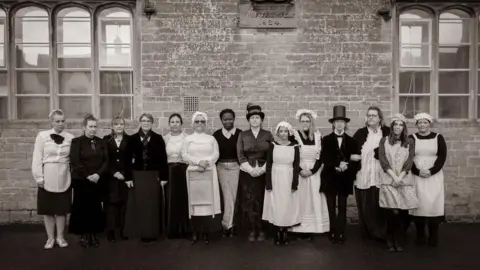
0, 224, 479, 270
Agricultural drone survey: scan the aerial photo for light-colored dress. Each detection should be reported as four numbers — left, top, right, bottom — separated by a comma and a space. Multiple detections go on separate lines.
181, 132, 221, 217
379, 137, 418, 210
410, 134, 445, 217
164, 132, 188, 164
291, 130, 330, 233
262, 143, 301, 227
355, 128, 383, 190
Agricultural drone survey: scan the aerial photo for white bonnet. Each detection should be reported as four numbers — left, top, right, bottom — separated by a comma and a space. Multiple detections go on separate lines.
275, 121, 293, 134
191, 111, 208, 124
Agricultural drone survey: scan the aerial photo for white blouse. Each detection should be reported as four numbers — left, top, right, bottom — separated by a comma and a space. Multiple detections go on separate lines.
181, 132, 219, 170
164, 132, 188, 163
355, 127, 383, 189
31, 129, 75, 193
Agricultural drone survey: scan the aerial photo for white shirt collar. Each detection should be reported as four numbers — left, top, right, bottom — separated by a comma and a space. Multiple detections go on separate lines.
222, 127, 236, 138
334, 130, 345, 136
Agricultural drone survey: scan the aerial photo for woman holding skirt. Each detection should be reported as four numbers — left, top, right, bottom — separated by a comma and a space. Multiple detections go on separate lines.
213, 109, 242, 237
291, 109, 330, 239
164, 113, 191, 239
32, 109, 74, 249
409, 113, 447, 247
69, 114, 108, 248
182, 111, 222, 244
378, 113, 418, 252
263, 121, 301, 245
124, 113, 169, 242
236, 104, 274, 242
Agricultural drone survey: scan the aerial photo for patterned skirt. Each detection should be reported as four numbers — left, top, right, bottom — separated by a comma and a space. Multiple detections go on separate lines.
379, 184, 418, 210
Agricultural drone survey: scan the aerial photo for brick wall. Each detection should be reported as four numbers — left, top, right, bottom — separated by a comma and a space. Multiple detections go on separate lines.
1, 0, 480, 223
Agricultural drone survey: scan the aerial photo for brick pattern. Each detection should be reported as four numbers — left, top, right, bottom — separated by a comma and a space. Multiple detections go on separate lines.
1, 0, 480, 223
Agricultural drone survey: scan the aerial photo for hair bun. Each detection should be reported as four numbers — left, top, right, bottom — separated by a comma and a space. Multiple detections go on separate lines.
84, 113, 94, 119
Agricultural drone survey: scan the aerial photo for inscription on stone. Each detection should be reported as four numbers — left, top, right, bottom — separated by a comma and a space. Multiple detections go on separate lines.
239, 0, 297, 29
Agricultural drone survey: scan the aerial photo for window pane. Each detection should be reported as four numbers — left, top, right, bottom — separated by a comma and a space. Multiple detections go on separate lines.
0, 97, 6, 119
17, 96, 49, 119
15, 7, 49, 43
59, 72, 91, 94
439, 97, 469, 118
100, 97, 132, 119
0, 21, 4, 43
100, 45, 131, 67
399, 96, 430, 118
101, 22, 131, 44
17, 71, 49, 94
401, 22, 430, 44
0, 72, 6, 95
99, 8, 131, 19
399, 71, 430, 94
57, 8, 91, 43
401, 45, 430, 66
0, 44, 4, 67
100, 71, 132, 94
439, 46, 469, 69
59, 97, 91, 119
0, 9, 5, 17
57, 45, 91, 68
439, 71, 469, 94
440, 20, 470, 44
400, 10, 431, 19
16, 44, 50, 68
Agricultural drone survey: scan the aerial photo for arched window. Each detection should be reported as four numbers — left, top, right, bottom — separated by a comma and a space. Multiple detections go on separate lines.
0, 9, 7, 119
14, 6, 50, 119
97, 7, 133, 119
399, 9, 432, 118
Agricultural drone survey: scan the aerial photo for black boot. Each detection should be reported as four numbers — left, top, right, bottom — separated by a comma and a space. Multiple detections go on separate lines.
191, 232, 198, 244
386, 233, 395, 252
428, 221, 439, 247
203, 233, 209, 245
80, 234, 90, 248
415, 219, 426, 246
282, 229, 289, 245
90, 234, 100, 248
107, 230, 116, 242
274, 230, 281, 245
329, 232, 337, 244
393, 231, 403, 252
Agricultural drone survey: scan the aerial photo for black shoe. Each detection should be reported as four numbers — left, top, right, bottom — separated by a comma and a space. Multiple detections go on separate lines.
203, 233, 209, 245
80, 234, 90, 248
107, 231, 116, 243
329, 233, 337, 244
248, 231, 256, 243
337, 234, 345, 244
274, 231, 281, 245
90, 234, 100, 248
387, 238, 395, 252
222, 228, 231, 238
306, 233, 313, 241
282, 231, 289, 245
191, 233, 198, 244
257, 231, 266, 242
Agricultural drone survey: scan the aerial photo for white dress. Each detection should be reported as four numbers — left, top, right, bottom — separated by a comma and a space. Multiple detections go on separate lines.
290, 131, 330, 233
181, 132, 221, 217
409, 134, 445, 217
262, 143, 301, 227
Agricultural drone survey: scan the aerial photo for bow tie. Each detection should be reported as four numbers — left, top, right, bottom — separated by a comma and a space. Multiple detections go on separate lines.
335, 134, 344, 139
50, 134, 64, 145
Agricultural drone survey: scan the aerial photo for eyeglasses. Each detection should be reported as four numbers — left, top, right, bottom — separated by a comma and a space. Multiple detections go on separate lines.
140, 120, 152, 123
300, 120, 311, 123
194, 120, 206, 124
367, 115, 379, 118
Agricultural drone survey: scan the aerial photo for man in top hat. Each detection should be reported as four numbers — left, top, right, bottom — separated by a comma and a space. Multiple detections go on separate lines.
320, 105, 358, 244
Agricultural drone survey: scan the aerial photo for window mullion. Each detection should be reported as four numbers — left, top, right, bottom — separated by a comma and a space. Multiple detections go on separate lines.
92, 11, 99, 118
431, 14, 438, 119
469, 16, 476, 119
51, 9, 58, 112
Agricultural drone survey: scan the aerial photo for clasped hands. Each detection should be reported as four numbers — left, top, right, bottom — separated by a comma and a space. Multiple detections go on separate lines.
389, 170, 406, 188
87, 173, 100, 183
249, 166, 264, 177
335, 161, 349, 172
419, 169, 431, 178
300, 169, 313, 178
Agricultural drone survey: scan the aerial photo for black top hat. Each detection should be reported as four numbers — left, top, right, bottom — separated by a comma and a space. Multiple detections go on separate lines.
246, 103, 265, 120
329, 105, 350, 123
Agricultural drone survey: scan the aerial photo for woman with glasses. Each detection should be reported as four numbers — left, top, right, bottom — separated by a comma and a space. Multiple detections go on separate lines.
351, 106, 390, 241
290, 109, 329, 239
182, 111, 221, 244
32, 109, 75, 249
124, 113, 169, 242
69, 114, 108, 248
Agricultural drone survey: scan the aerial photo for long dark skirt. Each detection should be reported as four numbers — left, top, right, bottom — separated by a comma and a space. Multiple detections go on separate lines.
355, 187, 386, 240
167, 163, 191, 238
235, 171, 266, 232
37, 187, 72, 216
69, 180, 105, 234
105, 176, 128, 232
124, 170, 164, 239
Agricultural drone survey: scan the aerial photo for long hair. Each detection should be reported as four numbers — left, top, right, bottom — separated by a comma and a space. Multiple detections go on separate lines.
388, 120, 409, 147
298, 112, 316, 141
365, 106, 384, 127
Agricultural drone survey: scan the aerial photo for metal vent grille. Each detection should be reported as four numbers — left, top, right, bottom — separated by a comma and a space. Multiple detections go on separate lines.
183, 96, 199, 112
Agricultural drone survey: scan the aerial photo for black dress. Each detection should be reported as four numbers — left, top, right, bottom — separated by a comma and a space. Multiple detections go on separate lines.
123, 130, 169, 239
103, 134, 131, 235
69, 135, 109, 235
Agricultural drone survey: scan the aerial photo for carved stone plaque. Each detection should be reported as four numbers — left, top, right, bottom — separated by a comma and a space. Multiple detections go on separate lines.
239, 0, 297, 29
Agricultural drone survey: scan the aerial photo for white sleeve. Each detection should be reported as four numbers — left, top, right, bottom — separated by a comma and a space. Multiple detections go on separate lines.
31, 134, 44, 184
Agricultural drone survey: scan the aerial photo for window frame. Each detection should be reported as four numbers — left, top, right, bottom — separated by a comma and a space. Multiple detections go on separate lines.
1, 1, 137, 121
0, 7, 8, 120
395, 4, 480, 120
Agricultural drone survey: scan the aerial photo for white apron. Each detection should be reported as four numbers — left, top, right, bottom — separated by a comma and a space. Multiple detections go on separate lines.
409, 134, 445, 217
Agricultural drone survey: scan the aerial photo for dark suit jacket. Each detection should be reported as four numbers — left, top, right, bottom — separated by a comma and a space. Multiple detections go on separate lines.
127, 130, 168, 181
70, 135, 109, 182
320, 132, 357, 195
237, 129, 274, 167
103, 134, 131, 203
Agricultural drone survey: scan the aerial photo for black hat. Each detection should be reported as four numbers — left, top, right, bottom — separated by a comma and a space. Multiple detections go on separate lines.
329, 105, 350, 123
246, 103, 265, 120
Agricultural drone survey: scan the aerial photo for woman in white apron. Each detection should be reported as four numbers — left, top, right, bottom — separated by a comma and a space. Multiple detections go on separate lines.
290, 109, 330, 239
409, 113, 447, 247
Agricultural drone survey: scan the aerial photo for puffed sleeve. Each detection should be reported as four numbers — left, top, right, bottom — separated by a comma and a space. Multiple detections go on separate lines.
208, 136, 220, 164
378, 137, 392, 172
292, 145, 300, 191
429, 134, 447, 175
31, 133, 44, 184
182, 137, 200, 166
401, 138, 416, 173
70, 138, 88, 180
265, 143, 274, 191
